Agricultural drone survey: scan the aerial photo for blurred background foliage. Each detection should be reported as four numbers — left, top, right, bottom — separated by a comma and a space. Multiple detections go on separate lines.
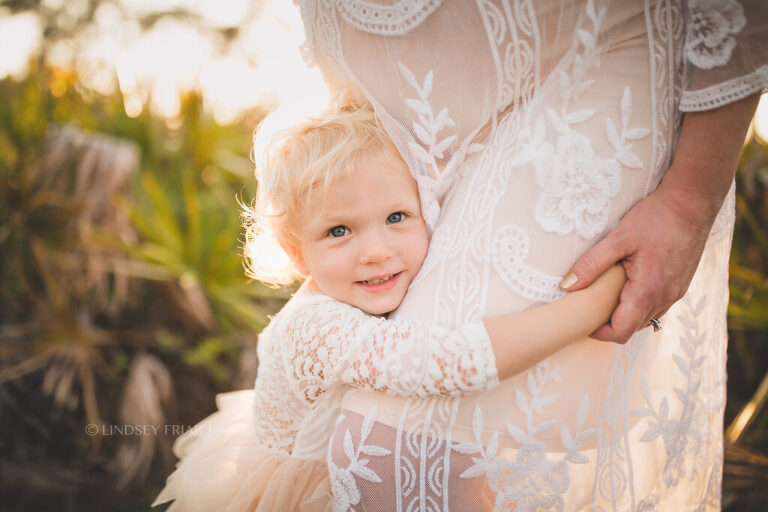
722, 136, 768, 511
0, 1, 767, 511
0, 63, 290, 510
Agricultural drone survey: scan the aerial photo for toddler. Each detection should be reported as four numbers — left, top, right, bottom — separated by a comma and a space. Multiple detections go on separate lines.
153, 97, 625, 512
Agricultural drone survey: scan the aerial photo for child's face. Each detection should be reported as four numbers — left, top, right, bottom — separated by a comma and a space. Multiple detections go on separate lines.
289, 149, 429, 315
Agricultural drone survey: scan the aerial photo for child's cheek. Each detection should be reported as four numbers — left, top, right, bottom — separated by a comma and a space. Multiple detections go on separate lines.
411, 229, 430, 267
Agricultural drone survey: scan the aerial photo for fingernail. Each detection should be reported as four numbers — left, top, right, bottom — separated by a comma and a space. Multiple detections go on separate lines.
560, 273, 578, 289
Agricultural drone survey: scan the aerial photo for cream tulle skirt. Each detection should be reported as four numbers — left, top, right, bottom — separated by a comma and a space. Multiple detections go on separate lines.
152, 390, 333, 512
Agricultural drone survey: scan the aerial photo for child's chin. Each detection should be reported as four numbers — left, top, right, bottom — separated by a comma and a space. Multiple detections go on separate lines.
357, 297, 403, 316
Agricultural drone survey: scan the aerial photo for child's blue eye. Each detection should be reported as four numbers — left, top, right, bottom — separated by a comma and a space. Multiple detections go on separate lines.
387, 212, 405, 224
329, 225, 349, 238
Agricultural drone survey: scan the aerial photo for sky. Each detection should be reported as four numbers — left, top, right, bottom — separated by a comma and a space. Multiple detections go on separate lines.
0, 0, 328, 124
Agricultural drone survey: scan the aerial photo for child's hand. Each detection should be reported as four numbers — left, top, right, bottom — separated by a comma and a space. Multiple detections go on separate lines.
486, 263, 628, 379
581, 263, 627, 334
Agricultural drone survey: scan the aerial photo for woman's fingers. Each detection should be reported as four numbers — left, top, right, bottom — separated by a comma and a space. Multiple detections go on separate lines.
584, 187, 712, 343
590, 276, 655, 343
561, 228, 631, 292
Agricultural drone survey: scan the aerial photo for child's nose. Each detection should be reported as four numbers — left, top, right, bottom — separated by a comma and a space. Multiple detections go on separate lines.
358, 231, 394, 264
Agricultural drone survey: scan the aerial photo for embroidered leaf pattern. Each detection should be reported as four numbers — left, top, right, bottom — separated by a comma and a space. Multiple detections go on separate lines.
399, 62, 456, 170
459, 360, 593, 510
329, 406, 391, 510
636, 294, 712, 486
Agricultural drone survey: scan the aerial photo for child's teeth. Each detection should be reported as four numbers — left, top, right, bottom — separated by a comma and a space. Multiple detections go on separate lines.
363, 274, 393, 285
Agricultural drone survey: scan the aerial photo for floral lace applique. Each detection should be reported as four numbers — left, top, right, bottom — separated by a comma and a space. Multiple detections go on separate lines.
528, 0, 616, 240
636, 493, 660, 511
493, 445, 569, 511
532, 0, 648, 241
534, 133, 621, 239
684, 0, 746, 70
328, 408, 390, 512
330, 466, 362, 511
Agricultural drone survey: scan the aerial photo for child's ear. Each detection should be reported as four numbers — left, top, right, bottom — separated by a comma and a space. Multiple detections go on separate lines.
282, 240, 309, 276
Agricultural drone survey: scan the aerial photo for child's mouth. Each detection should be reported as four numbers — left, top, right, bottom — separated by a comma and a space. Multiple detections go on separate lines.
357, 272, 401, 292
360, 274, 396, 285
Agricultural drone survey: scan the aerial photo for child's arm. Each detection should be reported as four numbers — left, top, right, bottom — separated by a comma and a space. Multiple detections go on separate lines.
287, 264, 626, 401
287, 297, 498, 401
486, 263, 626, 380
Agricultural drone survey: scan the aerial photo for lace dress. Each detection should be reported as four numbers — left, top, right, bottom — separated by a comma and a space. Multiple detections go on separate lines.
295, 0, 768, 510
152, 287, 498, 511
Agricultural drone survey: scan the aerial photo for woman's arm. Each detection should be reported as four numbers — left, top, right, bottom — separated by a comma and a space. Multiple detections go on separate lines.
558, 94, 760, 342
287, 265, 625, 399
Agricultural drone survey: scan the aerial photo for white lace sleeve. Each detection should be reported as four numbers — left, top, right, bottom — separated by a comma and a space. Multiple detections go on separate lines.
680, 0, 768, 111
285, 295, 499, 403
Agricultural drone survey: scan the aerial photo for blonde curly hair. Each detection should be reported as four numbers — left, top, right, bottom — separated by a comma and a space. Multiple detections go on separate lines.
243, 90, 403, 286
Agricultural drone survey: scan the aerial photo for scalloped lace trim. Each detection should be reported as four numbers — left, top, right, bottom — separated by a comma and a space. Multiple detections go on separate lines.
335, 0, 443, 35
680, 65, 768, 112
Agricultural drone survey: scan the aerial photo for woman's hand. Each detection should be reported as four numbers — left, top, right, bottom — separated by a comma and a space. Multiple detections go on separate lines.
560, 184, 713, 342
560, 94, 760, 344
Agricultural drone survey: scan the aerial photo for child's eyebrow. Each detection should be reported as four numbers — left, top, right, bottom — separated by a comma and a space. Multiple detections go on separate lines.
313, 212, 352, 226
386, 201, 420, 213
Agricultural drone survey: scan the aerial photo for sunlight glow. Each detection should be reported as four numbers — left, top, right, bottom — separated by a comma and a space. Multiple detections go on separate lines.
243, 219, 298, 286
200, 55, 262, 125
123, 90, 144, 118
744, 115, 754, 146
1, 0, 329, 125
118, 17, 216, 119
753, 93, 768, 145
113, 0, 328, 124
196, 0, 250, 28
0, 11, 42, 80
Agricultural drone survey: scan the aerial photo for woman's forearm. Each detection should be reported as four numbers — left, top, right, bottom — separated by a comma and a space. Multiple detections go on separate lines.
657, 94, 759, 227
485, 264, 626, 380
